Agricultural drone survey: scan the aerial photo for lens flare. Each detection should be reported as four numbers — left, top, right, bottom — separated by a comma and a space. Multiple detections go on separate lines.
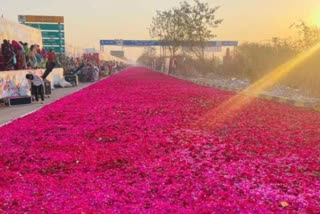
201, 42, 320, 127
314, 12, 320, 26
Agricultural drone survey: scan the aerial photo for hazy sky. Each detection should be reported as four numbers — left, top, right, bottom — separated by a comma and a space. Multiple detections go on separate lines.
1, 0, 320, 59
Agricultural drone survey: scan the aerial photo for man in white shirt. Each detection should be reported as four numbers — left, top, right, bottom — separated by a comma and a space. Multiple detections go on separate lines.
93, 65, 100, 81
25, 73, 44, 103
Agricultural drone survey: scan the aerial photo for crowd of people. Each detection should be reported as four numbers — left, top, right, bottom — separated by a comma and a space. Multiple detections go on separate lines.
0, 40, 59, 104
0, 39, 129, 106
62, 56, 126, 82
0, 39, 127, 79
0, 39, 58, 71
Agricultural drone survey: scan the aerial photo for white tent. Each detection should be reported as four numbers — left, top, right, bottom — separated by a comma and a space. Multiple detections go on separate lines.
0, 18, 42, 46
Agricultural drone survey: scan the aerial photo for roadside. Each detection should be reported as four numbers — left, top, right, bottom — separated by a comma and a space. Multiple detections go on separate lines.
0, 81, 94, 126
173, 72, 320, 105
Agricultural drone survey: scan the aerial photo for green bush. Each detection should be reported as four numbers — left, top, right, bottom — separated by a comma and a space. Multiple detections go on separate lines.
231, 42, 297, 81
176, 56, 221, 78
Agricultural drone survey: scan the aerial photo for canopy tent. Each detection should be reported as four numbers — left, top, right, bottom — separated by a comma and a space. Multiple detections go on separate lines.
0, 18, 43, 46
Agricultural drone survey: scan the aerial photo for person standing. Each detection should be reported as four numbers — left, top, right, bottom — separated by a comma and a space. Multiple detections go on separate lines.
26, 73, 44, 103
23, 43, 30, 67
28, 45, 38, 69
93, 64, 100, 81
35, 45, 43, 66
42, 49, 56, 79
41, 48, 47, 61
1, 40, 14, 69
11, 40, 23, 70
18, 41, 27, 69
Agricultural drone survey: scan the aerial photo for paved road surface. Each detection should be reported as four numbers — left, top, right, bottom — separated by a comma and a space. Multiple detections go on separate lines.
0, 82, 94, 126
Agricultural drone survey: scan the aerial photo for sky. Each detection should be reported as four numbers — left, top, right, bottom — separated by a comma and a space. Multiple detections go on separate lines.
1, 0, 320, 60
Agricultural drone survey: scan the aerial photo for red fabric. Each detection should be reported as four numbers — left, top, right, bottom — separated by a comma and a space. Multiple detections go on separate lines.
41, 48, 47, 59
83, 53, 100, 65
11, 41, 22, 50
16, 50, 23, 70
47, 51, 56, 63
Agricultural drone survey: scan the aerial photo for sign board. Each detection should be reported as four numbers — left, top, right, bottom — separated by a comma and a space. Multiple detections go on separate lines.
116, 40, 123, 46
208, 41, 238, 47
18, 15, 64, 23
43, 39, 65, 46
123, 40, 161, 46
222, 41, 238, 46
110, 50, 124, 58
100, 40, 238, 47
43, 46, 65, 53
100, 40, 162, 46
24, 23, 64, 31
42, 31, 64, 38
100, 40, 117, 46
19, 15, 65, 54
205, 46, 222, 52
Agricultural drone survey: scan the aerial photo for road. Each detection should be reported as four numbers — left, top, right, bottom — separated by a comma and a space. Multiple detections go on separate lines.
0, 67, 319, 212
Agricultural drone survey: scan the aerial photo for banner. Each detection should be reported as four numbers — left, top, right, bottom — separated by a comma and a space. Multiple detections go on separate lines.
19, 16, 65, 54
0, 68, 64, 99
23, 23, 64, 31
99, 51, 127, 63
110, 50, 124, 58
100, 40, 239, 47
0, 18, 43, 46
18, 15, 64, 23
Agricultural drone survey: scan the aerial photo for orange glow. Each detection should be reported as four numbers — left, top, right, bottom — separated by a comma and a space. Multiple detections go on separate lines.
315, 13, 320, 26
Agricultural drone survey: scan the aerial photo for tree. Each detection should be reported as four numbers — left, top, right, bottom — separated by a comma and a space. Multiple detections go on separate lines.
137, 47, 156, 66
290, 21, 320, 51
181, 0, 223, 60
149, 0, 222, 60
149, 9, 185, 57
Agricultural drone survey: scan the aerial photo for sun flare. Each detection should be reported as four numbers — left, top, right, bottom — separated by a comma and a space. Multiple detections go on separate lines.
313, 12, 320, 26
199, 42, 320, 128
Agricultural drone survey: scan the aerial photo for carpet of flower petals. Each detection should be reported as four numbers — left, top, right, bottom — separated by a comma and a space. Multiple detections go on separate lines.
0, 67, 320, 213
